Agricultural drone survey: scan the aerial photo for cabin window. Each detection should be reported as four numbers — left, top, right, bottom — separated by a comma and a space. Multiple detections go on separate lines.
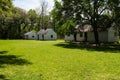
51, 35, 53, 38
80, 32, 83, 37
32, 36, 34, 38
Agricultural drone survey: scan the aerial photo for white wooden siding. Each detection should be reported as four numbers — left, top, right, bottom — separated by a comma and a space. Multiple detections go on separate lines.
65, 34, 74, 41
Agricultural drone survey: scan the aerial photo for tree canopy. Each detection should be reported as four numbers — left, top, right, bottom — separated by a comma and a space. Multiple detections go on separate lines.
0, 0, 53, 39
0, 0, 13, 14
52, 0, 120, 44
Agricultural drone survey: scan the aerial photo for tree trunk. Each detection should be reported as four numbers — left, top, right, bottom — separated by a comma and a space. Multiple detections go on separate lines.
74, 32, 77, 42
93, 23, 99, 45
92, 0, 99, 46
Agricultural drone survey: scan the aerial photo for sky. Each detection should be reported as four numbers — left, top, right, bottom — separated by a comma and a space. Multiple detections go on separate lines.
13, 0, 54, 12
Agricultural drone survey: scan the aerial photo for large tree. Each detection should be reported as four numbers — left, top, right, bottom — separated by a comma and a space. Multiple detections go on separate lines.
52, 0, 120, 45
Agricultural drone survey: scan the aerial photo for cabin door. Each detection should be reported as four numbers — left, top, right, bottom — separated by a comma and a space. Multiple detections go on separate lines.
84, 32, 88, 42
42, 34, 44, 40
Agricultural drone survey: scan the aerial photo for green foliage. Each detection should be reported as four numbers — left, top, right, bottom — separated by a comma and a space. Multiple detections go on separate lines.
27, 9, 38, 30
52, 0, 120, 43
61, 19, 76, 34
0, 7, 29, 39
0, 0, 13, 14
12, 7, 30, 38
51, 0, 63, 33
0, 1, 52, 39
0, 40, 120, 80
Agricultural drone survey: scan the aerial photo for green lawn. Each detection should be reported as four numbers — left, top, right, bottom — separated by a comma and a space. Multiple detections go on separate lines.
0, 40, 120, 80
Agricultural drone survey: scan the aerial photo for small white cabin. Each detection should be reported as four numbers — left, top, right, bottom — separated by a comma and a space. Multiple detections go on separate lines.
65, 25, 119, 43
24, 31, 37, 40
37, 29, 57, 40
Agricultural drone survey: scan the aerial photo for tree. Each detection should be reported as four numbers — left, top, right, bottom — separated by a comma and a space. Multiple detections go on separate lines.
12, 7, 29, 39
36, 0, 50, 29
0, 0, 13, 39
27, 9, 38, 31
0, 6, 29, 39
52, 0, 120, 45
108, 0, 120, 31
51, 0, 64, 37
0, 0, 13, 14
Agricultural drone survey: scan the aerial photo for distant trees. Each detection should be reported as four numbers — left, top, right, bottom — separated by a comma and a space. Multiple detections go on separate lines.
27, 9, 38, 30
36, 0, 53, 30
39, 0, 48, 29
51, 0, 63, 34
0, 0, 13, 39
51, 0, 120, 44
0, 0, 52, 39
11, 7, 29, 39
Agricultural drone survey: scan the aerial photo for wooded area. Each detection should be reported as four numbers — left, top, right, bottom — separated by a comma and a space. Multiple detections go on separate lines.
0, 0, 53, 39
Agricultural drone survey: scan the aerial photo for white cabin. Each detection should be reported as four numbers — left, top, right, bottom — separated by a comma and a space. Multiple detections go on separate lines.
65, 25, 119, 43
24, 31, 37, 40
37, 29, 57, 40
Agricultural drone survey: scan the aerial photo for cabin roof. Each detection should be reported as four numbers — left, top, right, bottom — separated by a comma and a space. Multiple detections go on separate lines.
79, 25, 93, 32
75, 24, 114, 32
75, 24, 93, 32
24, 31, 36, 35
37, 28, 53, 34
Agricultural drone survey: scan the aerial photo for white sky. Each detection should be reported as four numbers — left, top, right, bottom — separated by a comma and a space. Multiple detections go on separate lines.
13, 0, 54, 12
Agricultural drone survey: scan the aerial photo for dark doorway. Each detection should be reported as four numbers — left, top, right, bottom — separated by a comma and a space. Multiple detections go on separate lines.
37, 35, 39, 40
42, 34, 44, 40
51, 35, 53, 38
84, 32, 88, 42
74, 32, 77, 41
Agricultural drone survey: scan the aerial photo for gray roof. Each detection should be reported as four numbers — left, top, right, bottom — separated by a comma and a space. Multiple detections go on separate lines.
24, 31, 36, 35
75, 24, 93, 32
76, 24, 116, 32
37, 29, 53, 35
80, 24, 93, 32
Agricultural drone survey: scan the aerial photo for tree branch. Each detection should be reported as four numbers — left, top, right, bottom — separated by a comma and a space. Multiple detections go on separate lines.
98, 7, 107, 15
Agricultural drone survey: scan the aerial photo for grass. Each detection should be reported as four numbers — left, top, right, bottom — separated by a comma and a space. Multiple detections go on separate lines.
0, 40, 120, 80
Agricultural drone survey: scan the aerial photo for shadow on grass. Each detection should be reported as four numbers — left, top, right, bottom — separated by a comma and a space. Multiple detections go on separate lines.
0, 74, 9, 80
0, 51, 32, 80
0, 55, 31, 66
0, 51, 31, 66
0, 51, 8, 54
54, 42, 120, 53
